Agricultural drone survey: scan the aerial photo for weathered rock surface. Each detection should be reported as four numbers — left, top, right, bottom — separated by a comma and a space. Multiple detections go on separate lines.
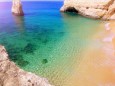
12, 0, 24, 16
60, 0, 115, 20
0, 45, 52, 86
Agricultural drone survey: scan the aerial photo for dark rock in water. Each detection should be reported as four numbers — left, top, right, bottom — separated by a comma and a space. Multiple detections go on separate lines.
42, 59, 48, 64
18, 60, 29, 67
42, 39, 49, 44
7, 47, 23, 60
5, 44, 29, 67
24, 43, 36, 54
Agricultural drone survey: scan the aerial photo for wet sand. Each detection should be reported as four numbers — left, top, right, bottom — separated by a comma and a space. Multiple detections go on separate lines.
64, 21, 115, 86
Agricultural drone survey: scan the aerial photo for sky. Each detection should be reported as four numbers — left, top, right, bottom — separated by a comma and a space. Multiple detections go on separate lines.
0, 0, 63, 2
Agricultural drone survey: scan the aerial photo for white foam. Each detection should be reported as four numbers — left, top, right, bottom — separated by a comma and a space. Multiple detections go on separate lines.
105, 23, 111, 31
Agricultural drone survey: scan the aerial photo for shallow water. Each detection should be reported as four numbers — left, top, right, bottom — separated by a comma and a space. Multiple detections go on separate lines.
0, 1, 115, 86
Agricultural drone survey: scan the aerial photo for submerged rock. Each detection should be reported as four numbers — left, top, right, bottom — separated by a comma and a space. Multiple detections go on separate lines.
60, 0, 115, 20
0, 45, 53, 86
24, 43, 36, 54
42, 59, 48, 64
12, 0, 24, 16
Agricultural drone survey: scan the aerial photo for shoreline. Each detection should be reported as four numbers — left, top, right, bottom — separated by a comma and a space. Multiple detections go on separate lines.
66, 21, 115, 86
0, 45, 53, 86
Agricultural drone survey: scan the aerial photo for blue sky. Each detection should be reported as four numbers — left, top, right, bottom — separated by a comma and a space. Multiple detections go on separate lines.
0, 0, 63, 2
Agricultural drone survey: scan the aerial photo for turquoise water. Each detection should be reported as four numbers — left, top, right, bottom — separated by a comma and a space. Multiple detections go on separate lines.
0, 1, 103, 85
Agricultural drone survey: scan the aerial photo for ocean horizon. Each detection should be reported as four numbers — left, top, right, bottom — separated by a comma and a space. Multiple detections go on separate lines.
0, 1, 63, 2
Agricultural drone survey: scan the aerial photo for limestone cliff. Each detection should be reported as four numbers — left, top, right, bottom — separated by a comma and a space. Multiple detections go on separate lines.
0, 45, 52, 86
12, 0, 24, 16
60, 0, 115, 20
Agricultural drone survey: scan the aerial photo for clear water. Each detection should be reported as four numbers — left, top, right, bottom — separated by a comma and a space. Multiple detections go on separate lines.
0, 1, 106, 86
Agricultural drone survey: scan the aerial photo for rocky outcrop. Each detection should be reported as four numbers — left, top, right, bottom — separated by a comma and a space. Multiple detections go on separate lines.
60, 0, 115, 20
0, 45, 52, 86
12, 0, 24, 16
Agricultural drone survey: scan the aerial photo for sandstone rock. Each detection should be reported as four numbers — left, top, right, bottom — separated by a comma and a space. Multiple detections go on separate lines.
0, 45, 53, 86
61, 0, 115, 20
12, 0, 24, 16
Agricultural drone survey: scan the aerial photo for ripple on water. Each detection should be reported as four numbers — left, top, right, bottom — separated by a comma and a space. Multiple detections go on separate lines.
0, 2, 107, 86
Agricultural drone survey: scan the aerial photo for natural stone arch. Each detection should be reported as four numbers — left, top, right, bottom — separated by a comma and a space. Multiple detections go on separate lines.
12, 0, 24, 16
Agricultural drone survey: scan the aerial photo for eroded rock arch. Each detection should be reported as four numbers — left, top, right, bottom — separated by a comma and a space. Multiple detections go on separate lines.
60, 0, 115, 20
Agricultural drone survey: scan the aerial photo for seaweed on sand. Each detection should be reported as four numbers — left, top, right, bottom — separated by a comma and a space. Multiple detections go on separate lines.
6, 45, 29, 67
42, 39, 49, 44
23, 43, 36, 54
42, 59, 48, 64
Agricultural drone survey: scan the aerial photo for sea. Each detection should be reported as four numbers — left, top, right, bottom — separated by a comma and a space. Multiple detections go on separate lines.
0, 1, 114, 86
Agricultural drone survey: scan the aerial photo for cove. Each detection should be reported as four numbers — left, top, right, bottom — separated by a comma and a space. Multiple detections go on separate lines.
0, 1, 115, 86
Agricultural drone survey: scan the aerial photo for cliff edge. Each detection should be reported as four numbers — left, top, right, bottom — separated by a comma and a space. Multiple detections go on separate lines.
0, 45, 52, 86
12, 0, 24, 16
60, 0, 115, 20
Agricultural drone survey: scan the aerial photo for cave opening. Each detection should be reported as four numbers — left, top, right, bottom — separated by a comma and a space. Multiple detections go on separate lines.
66, 7, 78, 13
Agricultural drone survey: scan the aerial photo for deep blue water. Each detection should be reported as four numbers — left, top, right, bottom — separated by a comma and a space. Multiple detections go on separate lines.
0, 1, 64, 33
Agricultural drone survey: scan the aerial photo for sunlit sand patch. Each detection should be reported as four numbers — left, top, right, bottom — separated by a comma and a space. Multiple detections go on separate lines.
65, 45, 115, 86
63, 21, 115, 86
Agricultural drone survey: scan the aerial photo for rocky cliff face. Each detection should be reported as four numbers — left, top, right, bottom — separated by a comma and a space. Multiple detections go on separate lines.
12, 0, 24, 16
0, 45, 52, 86
60, 0, 115, 20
